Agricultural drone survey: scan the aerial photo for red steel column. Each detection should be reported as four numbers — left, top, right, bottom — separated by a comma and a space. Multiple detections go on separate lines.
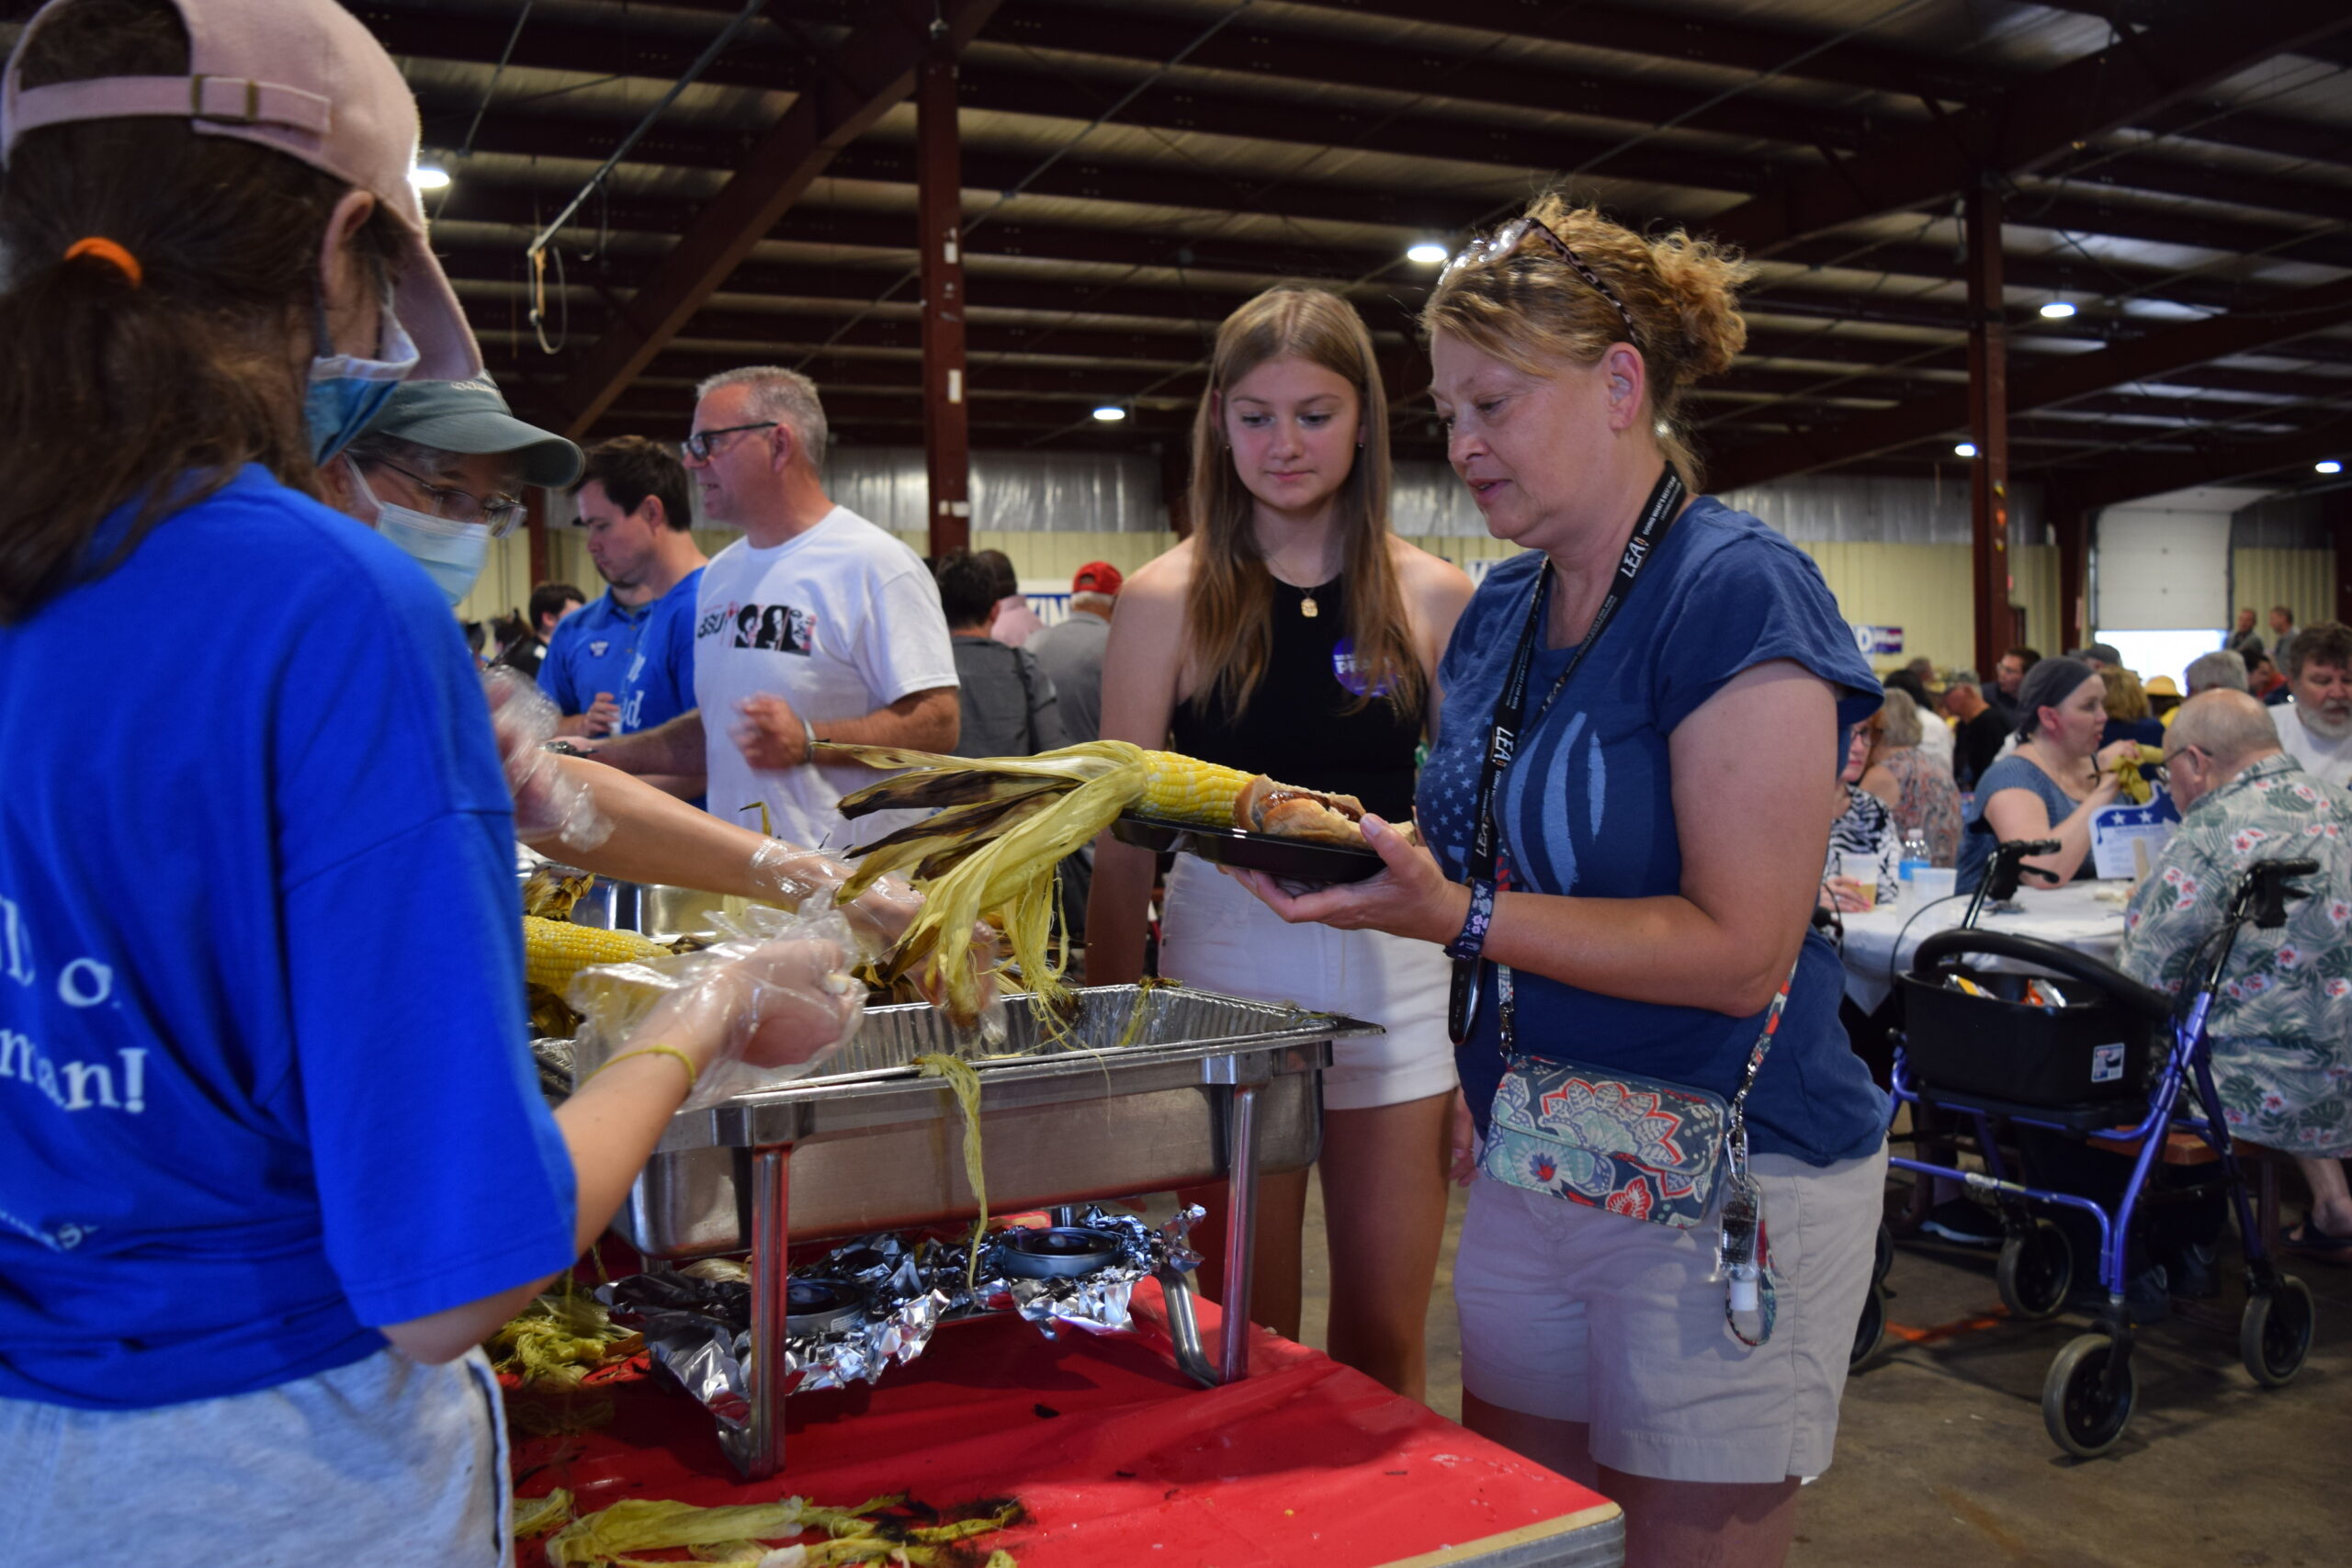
2053, 502, 2090, 657
1965, 178, 2012, 678
526, 487, 551, 586
919, 34, 971, 559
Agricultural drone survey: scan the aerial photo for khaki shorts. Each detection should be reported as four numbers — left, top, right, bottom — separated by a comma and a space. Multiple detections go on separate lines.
1454, 1144, 1888, 1485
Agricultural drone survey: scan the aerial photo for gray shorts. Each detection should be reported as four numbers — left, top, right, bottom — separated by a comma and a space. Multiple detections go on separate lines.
0, 1347, 512, 1565
1454, 1144, 1888, 1484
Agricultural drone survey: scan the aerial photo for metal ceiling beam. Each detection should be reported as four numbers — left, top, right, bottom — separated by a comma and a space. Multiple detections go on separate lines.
1709, 271, 2352, 488
2067, 409, 2352, 509
982, 1, 1870, 152
542, 0, 1004, 437
952, 63, 1768, 197
1277, 0, 2000, 100
1702, 0, 2351, 257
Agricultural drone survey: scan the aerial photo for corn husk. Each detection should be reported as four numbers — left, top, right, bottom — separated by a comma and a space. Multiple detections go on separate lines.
543, 1493, 1023, 1568
823, 740, 1232, 1025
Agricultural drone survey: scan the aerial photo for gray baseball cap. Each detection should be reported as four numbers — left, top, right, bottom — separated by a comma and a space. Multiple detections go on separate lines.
365, 373, 583, 490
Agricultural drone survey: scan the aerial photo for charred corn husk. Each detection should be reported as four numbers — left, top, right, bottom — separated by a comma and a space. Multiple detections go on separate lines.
524, 915, 668, 995
821, 740, 1251, 1025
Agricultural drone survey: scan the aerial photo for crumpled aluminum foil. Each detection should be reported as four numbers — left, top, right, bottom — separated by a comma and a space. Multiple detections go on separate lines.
595, 1235, 951, 1427
968, 1205, 1204, 1338
599, 1210, 1204, 1422
784, 1235, 951, 1394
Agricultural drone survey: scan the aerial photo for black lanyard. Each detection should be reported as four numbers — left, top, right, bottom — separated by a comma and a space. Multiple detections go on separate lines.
1447, 468, 1685, 1044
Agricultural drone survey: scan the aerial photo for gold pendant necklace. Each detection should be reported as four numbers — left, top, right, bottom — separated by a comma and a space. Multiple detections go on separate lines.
1299, 590, 1318, 618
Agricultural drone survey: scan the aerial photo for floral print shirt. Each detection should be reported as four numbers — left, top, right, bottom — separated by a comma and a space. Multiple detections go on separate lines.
2119, 753, 2352, 1156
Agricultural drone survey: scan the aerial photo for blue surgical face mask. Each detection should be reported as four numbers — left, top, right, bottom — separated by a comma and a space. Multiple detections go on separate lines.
306, 311, 421, 463
345, 460, 492, 606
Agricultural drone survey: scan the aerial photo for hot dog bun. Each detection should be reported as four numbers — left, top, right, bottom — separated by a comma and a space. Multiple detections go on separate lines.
1235, 775, 1371, 847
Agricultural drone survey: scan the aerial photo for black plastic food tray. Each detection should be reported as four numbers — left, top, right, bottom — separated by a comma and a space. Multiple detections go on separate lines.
1111, 813, 1383, 885
1899, 970, 2155, 1106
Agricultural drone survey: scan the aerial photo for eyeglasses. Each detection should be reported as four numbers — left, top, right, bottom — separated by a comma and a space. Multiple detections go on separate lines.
367, 461, 528, 537
681, 422, 778, 463
1440, 215, 1640, 348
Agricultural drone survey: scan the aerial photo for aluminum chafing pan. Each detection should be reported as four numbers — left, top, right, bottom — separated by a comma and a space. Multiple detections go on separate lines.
612, 985, 1372, 1259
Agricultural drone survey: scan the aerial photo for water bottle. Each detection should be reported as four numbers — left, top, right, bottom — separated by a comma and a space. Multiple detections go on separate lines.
1899, 829, 1930, 900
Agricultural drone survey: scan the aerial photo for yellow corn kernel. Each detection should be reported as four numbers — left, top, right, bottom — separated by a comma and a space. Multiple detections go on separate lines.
524, 916, 667, 995
1139, 750, 1251, 827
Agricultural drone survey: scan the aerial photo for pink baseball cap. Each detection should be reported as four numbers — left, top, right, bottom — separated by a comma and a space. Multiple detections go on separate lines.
1, 0, 480, 381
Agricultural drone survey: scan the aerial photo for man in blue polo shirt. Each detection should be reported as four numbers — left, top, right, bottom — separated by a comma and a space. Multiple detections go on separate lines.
542, 437, 709, 798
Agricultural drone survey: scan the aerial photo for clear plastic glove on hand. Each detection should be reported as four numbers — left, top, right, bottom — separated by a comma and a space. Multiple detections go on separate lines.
567, 905, 867, 1110
485, 667, 613, 853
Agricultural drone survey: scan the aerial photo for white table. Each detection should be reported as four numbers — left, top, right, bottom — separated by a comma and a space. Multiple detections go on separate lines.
1836, 881, 2129, 1013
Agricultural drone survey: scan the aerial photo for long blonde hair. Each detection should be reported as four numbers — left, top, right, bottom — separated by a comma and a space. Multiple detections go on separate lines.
1182, 285, 1422, 720
1419, 194, 1754, 492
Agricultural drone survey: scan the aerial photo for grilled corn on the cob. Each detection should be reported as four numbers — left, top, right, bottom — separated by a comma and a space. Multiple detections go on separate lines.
820, 740, 1262, 1025
524, 915, 668, 995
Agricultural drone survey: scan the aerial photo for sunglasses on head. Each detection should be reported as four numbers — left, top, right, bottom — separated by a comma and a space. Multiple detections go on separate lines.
1441, 215, 1640, 347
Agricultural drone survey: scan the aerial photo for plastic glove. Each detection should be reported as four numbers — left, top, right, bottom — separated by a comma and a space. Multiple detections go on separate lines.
484, 667, 613, 852
568, 905, 866, 1109
745, 838, 921, 958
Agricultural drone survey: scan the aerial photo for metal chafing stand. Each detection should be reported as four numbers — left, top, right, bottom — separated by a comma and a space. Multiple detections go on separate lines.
603, 977, 1378, 1480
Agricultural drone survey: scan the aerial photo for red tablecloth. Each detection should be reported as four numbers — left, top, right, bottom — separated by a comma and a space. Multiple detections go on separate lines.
511, 1280, 1619, 1567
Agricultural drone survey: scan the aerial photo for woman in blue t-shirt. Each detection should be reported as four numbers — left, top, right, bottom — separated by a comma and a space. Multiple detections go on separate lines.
1954, 657, 2141, 895
1233, 196, 1886, 1567
0, 3, 861, 1559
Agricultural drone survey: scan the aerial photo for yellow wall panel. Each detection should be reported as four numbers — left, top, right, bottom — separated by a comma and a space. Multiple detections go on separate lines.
2231, 549, 2335, 637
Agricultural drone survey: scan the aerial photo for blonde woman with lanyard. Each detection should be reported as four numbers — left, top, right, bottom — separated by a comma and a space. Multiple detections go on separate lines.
1089, 284, 1473, 1401
1232, 199, 1887, 1568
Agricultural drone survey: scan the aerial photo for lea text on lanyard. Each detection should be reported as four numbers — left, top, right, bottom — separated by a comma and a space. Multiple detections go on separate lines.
1445, 467, 1686, 1045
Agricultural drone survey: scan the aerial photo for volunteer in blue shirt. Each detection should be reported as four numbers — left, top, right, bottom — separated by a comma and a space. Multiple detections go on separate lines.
542, 436, 709, 780
0, 2, 862, 1560
1234, 197, 1887, 1568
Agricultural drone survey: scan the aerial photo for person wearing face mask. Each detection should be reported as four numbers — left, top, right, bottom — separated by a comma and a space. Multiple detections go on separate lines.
321, 375, 928, 962
1089, 285, 1476, 1404
326, 373, 582, 610
0, 2, 874, 1558
1953, 657, 2144, 896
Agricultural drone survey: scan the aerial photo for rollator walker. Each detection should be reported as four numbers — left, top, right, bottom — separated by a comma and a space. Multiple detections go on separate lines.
1859, 843, 2321, 1457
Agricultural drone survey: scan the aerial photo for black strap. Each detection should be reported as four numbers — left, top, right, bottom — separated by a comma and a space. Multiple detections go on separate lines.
1447, 468, 1685, 1044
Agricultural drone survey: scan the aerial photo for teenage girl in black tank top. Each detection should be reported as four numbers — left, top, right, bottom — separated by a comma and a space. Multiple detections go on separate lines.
1168, 574, 1421, 819
1087, 285, 1473, 1404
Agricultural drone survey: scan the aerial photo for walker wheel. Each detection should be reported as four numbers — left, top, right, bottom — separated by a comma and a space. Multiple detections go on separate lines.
1996, 1218, 2073, 1321
2043, 1333, 2136, 1458
1872, 1221, 1894, 1287
2239, 1276, 2315, 1389
1850, 1283, 1888, 1371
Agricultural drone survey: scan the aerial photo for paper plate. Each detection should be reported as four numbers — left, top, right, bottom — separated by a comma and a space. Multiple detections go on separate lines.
1110, 814, 1385, 885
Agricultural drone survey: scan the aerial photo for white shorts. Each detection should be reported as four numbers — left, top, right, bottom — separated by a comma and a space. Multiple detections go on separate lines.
1454, 1145, 1888, 1485
0, 1348, 513, 1565
1158, 856, 1457, 1111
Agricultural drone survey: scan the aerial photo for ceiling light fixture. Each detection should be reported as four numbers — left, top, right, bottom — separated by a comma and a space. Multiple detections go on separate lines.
2319, 459, 2345, 476
2039, 299, 2076, 320
411, 164, 452, 192
1091, 405, 1126, 423
1406, 241, 1449, 265
1954, 441, 1979, 458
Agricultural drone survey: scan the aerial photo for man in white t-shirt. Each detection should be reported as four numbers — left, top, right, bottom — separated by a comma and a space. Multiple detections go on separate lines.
585, 367, 958, 849
2271, 620, 2352, 789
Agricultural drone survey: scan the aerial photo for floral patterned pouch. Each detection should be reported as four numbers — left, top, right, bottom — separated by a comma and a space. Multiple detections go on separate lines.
1479, 1057, 1731, 1228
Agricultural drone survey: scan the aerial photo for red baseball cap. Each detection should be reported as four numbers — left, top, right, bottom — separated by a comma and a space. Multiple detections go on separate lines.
1072, 561, 1123, 595
3, 0, 481, 382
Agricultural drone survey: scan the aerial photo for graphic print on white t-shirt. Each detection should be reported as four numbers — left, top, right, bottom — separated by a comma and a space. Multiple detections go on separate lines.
693, 506, 958, 850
